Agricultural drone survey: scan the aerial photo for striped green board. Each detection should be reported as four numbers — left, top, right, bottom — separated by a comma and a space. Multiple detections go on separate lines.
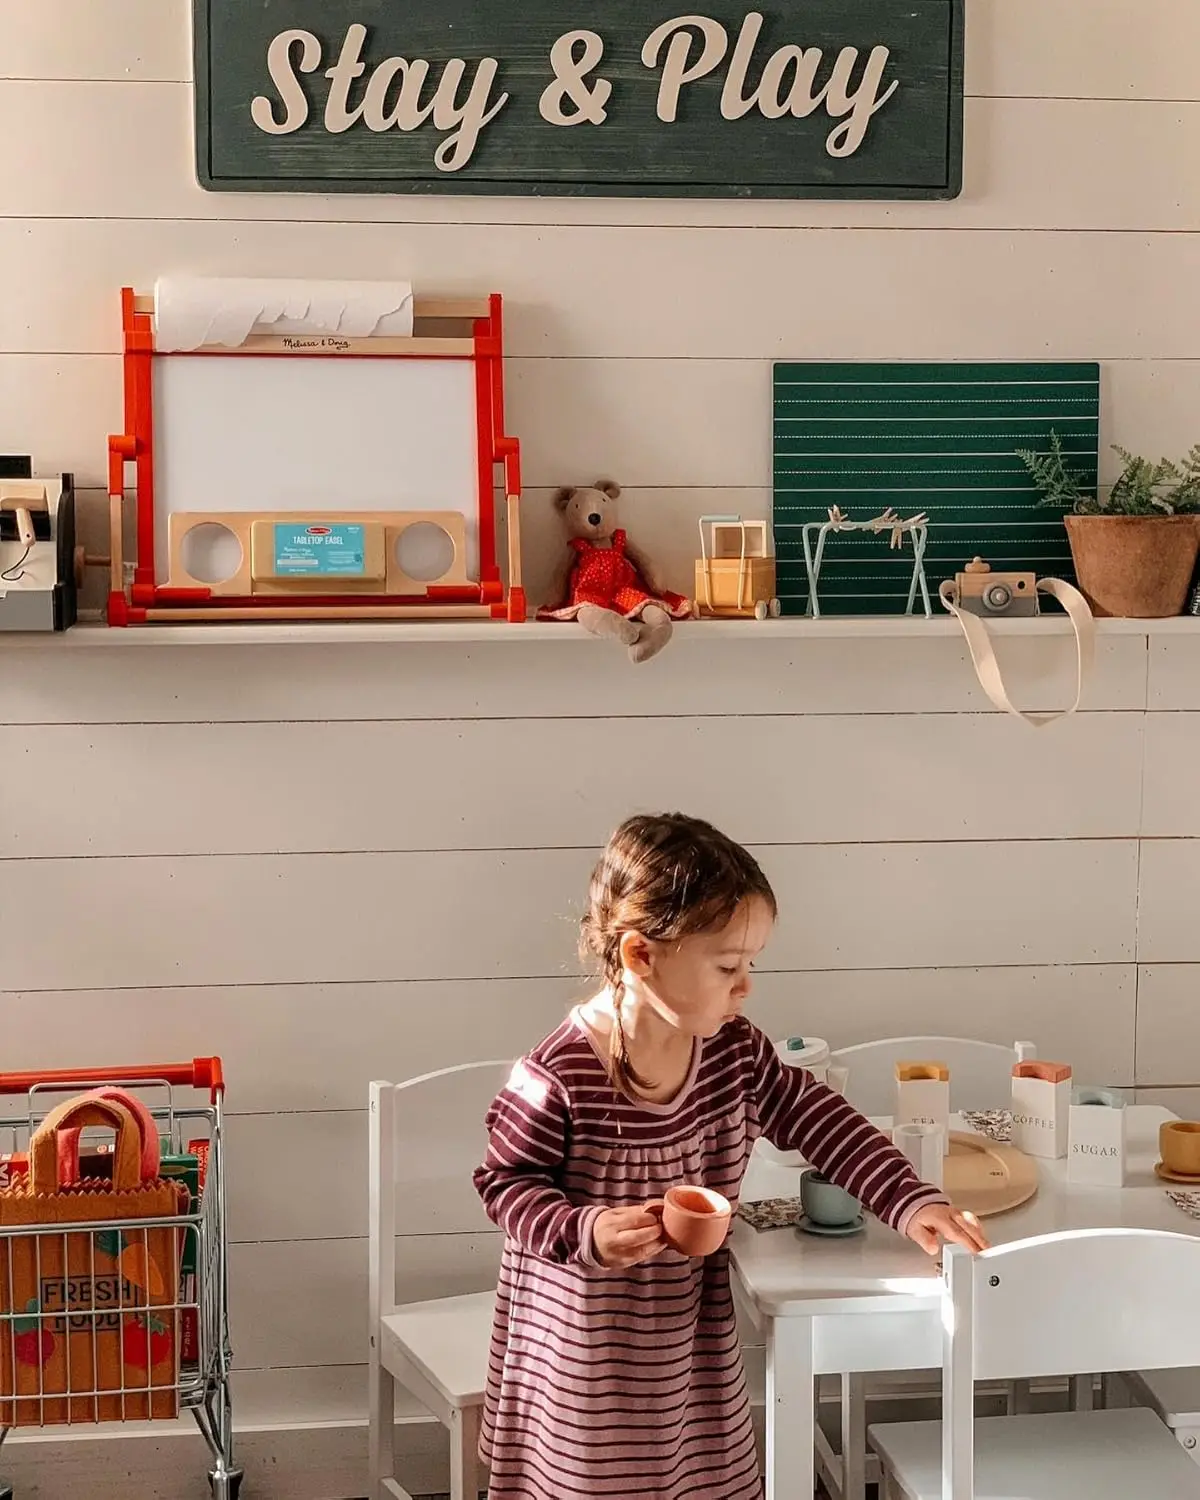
773, 361, 1101, 615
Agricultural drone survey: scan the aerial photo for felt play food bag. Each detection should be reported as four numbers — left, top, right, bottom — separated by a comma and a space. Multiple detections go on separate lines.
0, 1094, 186, 1426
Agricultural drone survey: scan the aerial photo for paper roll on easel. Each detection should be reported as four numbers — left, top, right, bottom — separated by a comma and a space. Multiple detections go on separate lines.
153, 277, 415, 352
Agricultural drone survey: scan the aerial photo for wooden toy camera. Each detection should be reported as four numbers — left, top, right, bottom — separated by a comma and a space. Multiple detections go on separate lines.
951, 557, 1038, 617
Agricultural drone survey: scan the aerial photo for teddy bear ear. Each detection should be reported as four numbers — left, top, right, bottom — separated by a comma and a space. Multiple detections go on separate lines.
552, 487, 577, 512
594, 480, 621, 500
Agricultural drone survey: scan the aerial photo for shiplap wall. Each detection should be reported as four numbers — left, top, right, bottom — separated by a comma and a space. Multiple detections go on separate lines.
2, 2, 1200, 1496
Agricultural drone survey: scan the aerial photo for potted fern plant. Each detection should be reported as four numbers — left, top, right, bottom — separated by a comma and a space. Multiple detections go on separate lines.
1017, 435, 1200, 617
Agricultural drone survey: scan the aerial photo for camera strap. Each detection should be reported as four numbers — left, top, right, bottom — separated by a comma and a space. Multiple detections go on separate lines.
938, 577, 1096, 728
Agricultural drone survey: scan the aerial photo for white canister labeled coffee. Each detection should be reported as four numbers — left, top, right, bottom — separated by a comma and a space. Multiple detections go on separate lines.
774, 1036, 831, 1083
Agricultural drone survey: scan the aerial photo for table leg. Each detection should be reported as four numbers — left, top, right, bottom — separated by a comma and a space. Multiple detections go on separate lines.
840, 1373, 868, 1500
766, 1317, 815, 1500
1070, 1375, 1095, 1411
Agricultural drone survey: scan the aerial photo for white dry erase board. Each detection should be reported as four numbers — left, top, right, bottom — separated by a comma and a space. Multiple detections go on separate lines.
152, 356, 479, 582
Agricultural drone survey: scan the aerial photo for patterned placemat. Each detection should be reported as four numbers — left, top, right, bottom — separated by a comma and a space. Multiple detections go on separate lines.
738, 1198, 803, 1232
959, 1109, 1013, 1144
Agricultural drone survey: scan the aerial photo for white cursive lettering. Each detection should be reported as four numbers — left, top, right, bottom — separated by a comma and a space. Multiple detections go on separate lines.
642, 16, 729, 123
251, 29, 321, 135
324, 23, 369, 133
756, 44, 825, 121
642, 13, 897, 155
362, 57, 436, 133
428, 58, 509, 171
540, 31, 612, 125
824, 45, 898, 157
250, 15, 902, 169
718, 11, 762, 119
251, 25, 509, 172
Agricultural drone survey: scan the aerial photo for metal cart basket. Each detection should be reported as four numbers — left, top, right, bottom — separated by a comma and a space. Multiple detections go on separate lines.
0, 1058, 238, 1498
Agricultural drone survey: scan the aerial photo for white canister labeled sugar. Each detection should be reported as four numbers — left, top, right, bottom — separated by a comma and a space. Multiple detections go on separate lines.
1068, 1086, 1126, 1187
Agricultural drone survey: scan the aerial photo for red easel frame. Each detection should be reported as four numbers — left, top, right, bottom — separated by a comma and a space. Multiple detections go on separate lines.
105, 288, 524, 626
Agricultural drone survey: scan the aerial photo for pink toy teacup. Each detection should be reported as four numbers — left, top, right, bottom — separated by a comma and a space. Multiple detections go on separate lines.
659, 1185, 733, 1257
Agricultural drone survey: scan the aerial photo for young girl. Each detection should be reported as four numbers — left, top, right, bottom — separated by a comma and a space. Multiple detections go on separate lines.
474, 812, 985, 1499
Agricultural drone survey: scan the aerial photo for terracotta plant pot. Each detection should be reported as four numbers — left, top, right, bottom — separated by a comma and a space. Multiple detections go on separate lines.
1064, 514, 1200, 618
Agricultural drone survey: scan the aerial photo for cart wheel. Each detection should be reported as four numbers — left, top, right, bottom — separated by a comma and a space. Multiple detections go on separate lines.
754, 600, 768, 621
769, 598, 782, 618
208, 1470, 243, 1499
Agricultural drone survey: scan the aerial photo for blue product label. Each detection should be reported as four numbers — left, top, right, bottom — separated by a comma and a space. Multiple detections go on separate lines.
274, 524, 365, 577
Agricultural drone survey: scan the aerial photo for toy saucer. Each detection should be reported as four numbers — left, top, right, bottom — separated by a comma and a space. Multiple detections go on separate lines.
1155, 1161, 1200, 1185
796, 1214, 866, 1239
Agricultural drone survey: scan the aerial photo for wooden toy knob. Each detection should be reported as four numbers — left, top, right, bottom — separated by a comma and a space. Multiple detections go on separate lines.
964, 556, 991, 574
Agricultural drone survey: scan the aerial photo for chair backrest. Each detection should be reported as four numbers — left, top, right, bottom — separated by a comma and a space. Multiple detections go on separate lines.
942, 1231, 1200, 1497
368, 1060, 514, 1320
828, 1035, 1035, 1115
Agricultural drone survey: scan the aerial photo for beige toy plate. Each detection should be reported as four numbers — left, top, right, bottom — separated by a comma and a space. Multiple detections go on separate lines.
943, 1130, 1039, 1218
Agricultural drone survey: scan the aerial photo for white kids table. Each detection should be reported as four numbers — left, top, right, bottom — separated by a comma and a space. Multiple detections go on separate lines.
732, 1106, 1186, 1500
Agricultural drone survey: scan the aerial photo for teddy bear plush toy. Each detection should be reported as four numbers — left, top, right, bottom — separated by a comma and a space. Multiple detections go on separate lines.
537, 481, 693, 662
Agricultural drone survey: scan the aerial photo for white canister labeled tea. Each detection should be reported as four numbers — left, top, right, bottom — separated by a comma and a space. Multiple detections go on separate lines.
895, 1062, 950, 1146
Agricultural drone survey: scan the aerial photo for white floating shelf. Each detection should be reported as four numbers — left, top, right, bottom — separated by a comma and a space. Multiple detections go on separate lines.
3, 615, 1199, 649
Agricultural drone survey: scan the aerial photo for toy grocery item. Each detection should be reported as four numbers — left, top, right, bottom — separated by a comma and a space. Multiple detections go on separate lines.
694, 515, 780, 620
105, 279, 524, 626
537, 480, 692, 662
0, 1095, 186, 1425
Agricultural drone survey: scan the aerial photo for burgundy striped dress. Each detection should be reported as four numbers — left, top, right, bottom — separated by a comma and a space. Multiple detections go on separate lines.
473, 1014, 944, 1499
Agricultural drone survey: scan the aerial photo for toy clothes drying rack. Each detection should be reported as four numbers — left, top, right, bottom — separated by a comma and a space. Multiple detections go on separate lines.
105, 290, 524, 626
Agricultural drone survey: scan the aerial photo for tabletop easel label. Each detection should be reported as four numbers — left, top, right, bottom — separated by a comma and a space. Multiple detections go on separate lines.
274, 524, 366, 576
194, 1, 963, 199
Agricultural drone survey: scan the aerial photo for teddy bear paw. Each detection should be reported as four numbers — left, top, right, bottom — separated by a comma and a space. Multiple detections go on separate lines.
629, 612, 673, 663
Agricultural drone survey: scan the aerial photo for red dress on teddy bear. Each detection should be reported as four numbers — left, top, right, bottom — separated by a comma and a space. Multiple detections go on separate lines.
538, 530, 692, 622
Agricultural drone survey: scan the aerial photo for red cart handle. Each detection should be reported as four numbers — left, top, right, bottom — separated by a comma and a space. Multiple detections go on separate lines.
0, 1057, 224, 1103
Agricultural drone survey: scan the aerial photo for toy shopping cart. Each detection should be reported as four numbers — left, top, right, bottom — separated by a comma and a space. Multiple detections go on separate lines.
0, 1059, 238, 1498
695, 515, 780, 620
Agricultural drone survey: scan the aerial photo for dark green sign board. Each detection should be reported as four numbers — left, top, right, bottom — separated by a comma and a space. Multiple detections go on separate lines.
772, 361, 1101, 615
194, 1, 964, 199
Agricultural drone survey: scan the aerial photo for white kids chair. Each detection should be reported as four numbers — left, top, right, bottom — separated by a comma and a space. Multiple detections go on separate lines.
1122, 1369, 1200, 1468
775, 1035, 1036, 1500
869, 1229, 1200, 1499
368, 1061, 514, 1500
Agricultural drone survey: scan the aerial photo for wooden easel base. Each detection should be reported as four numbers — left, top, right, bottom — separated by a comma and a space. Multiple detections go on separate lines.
143, 604, 497, 623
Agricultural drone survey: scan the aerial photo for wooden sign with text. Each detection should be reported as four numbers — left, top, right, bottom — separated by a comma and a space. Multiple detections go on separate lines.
194, 1, 964, 199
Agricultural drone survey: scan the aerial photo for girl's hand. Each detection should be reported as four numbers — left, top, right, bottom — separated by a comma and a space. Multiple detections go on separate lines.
593, 1204, 668, 1269
905, 1203, 989, 1257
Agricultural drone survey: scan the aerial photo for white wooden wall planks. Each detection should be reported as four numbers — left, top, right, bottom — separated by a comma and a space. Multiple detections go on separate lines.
2, 2, 1200, 1494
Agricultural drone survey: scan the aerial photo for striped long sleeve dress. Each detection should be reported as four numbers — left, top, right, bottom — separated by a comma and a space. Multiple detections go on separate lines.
473, 1014, 945, 1500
